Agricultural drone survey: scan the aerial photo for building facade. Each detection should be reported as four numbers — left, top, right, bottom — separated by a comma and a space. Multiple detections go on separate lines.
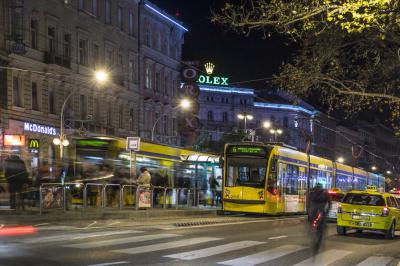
0, 0, 186, 176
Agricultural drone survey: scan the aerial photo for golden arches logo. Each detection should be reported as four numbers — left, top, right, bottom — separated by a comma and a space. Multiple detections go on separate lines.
204, 62, 215, 75
28, 139, 40, 149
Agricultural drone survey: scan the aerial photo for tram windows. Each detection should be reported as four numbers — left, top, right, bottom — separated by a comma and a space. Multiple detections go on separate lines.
336, 174, 353, 191
226, 157, 267, 188
354, 176, 367, 190
282, 164, 300, 195
310, 169, 332, 189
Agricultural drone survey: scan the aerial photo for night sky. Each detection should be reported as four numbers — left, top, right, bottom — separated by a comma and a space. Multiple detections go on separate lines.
150, 0, 295, 90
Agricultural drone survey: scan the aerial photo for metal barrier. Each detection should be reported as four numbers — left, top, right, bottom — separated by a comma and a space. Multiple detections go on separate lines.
36, 182, 222, 214
103, 184, 121, 209
121, 184, 137, 209
83, 183, 104, 208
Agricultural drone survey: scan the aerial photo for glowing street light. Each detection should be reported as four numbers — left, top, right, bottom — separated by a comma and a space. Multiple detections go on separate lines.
180, 98, 191, 109
337, 157, 345, 163
371, 166, 377, 171
237, 112, 253, 131
263, 121, 271, 129
386, 170, 392, 175
269, 128, 283, 141
94, 69, 109, 83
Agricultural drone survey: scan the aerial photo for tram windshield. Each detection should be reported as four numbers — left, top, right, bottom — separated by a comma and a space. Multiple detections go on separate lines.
225, 157, 267, 188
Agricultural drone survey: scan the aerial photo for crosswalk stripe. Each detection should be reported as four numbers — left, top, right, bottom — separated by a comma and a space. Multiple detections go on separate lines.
293, 249, 352, 266
22, 230, 143, 244
356, 256, 393, 266
218, 244, 306, 266
113, 237, 221, 255
63, 234, 180, 249
164, 241, 264, 260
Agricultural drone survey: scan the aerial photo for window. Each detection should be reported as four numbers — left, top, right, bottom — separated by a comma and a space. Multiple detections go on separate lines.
31, 82, 39, 111
172, 118, 176, 134
222, 112, 228, 122
92, 0, 98, 16
79, 39, 88, 66
172, 80, 176, 97
49, 88, 56, 114
105, 49, 113, 66
48, 27, 56, 52
79, 95, 86, 119
118, 106, 123, 128
117, 6, 123, 30
343, 193, 385, 206
129, 108, 134, 131
129, 60, 136, 82
145, 26, 151, 46
206, 96, 209, 102
93, 44, 100, 66
105, 0, 111, 24
145, 64, 152, 89
226, 157, 267, 188
207, 111, 213, 121
107, 103, 112, 126
79, 0, 84, 9
164, 76, 168, 96
30, 19, 38, 49
163, 115, 167, 134
155, 113, 160, 134
155, 72, 160, 92
12, 77, 22, 107
95, 98, 101, 122
283, 117, 289, 128
118, 53, 123, 65
129, 12, 134, 36
63, 33, 71, 58
156, 31, 161, 51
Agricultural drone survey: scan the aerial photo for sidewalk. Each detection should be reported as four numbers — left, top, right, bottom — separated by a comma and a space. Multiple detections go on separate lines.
0, 207, 223, 225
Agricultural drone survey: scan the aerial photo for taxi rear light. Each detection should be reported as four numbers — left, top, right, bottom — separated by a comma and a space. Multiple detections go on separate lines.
382, 207, 389, 217
337, 203, 342, 213
329, 191, 337, 195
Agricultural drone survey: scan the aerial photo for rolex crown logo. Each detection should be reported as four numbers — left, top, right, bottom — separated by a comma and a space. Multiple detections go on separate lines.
204, 62, 215, 75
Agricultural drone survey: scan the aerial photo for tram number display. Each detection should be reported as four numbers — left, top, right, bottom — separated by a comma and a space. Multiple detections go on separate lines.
227, 146, 267, 156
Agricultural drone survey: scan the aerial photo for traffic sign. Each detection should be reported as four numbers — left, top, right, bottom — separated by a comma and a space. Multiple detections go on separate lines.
127, 137, 140, 151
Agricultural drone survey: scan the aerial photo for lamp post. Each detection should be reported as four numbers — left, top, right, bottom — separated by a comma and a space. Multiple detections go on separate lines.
237, 112, 253, 132
53, 70, 109, 160
269, 128, 283, 142
151, 99, 191, 142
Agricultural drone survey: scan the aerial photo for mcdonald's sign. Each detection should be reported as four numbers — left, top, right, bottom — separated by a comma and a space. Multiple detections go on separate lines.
28, 139, 40, 149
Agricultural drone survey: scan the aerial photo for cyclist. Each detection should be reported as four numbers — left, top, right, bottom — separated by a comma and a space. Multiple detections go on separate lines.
307, 183, 332, 253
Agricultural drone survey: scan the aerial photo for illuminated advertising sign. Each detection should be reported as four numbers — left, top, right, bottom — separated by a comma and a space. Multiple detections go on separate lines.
28, 139, 40, 149
24, 122, 57, 136
4, 135, 25, 146
197, 62, 229, 86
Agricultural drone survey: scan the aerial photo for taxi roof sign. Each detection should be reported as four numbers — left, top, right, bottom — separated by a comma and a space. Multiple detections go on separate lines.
366, 185, 377, 191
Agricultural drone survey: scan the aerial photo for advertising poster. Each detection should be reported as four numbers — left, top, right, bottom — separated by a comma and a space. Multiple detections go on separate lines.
41, 187, 63, 209
138, 190, 151, 208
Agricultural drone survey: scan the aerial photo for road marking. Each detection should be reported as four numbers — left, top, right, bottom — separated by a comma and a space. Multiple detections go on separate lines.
356, 256, 393, 266
113, 237, 221, 255
165, 241, 264, 260
63, 234, 180, 249
218, 244, 306, 266
268, 235, 288, 240
22, 230, 143, 244
293, 249, 352, 266
86, 261, 130, 266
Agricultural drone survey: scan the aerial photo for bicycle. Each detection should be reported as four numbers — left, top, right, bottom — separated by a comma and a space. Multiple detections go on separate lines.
309, 210, 325, 254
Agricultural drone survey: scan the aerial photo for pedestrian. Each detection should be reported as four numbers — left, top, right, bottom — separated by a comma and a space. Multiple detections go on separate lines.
5, 155, 30, 210
216, 176, 223, 206
209, 175, 219, 206
137, 167, 151, 187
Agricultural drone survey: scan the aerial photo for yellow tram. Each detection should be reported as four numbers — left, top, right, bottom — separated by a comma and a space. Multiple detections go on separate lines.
222, 142, 385, 214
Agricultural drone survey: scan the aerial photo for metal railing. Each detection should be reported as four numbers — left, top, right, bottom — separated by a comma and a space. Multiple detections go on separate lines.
36, 182, 222, 215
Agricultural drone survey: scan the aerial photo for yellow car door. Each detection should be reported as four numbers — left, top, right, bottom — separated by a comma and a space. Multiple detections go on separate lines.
388, 196, 400, 229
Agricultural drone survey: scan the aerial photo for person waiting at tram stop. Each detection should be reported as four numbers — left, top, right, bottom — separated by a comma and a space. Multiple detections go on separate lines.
137, 167, 151, 187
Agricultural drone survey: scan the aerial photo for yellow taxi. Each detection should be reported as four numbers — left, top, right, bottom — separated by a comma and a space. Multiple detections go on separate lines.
337, 186, 400, 239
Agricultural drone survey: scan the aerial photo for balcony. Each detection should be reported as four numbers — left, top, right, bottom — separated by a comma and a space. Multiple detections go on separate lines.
44, 52, 71, 68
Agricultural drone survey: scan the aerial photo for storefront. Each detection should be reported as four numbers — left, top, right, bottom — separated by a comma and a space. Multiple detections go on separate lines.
1, 119, 59, 182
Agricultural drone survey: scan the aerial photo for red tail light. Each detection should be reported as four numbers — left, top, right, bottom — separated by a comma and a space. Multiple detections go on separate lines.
337, 203, 342, 213
382, 207, 389, 217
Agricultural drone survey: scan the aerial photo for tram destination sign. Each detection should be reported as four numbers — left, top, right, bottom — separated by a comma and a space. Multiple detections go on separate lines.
227, 146, 267, 156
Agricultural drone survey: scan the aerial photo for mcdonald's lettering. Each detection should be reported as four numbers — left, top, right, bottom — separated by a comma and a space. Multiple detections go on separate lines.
28, 139, 40, 149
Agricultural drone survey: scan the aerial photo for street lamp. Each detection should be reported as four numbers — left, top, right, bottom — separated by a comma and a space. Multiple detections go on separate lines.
371, 166, 377, 171
269, 128, 283, 142
53, 69, 109, 160
337, 157, 345, 163
237, 112, 253, 132
151, 98, 191, 142
386, 170, 392, 175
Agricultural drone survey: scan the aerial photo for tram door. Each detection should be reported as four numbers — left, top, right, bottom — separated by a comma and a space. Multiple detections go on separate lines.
279, 163, 306, 213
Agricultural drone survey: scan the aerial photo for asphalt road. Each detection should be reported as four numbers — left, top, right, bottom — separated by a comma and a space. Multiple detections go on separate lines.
1, 217, 400, 266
